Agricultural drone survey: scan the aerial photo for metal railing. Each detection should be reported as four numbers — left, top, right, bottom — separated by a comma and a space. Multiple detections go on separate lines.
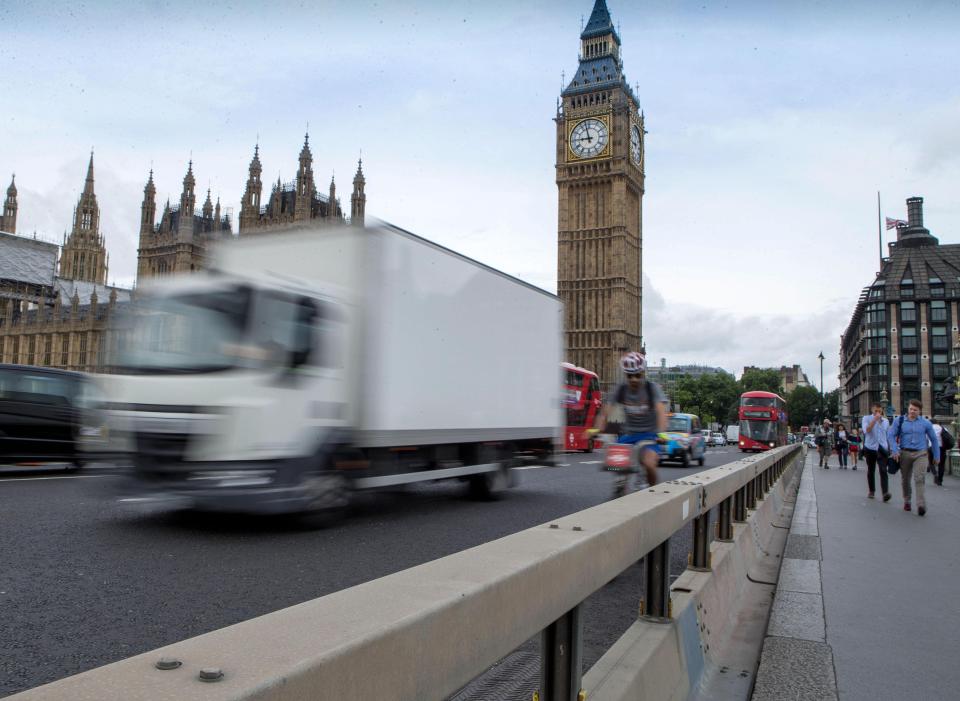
11, 445, 801, 701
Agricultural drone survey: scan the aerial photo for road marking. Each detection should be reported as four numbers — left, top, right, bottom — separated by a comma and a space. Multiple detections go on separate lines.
0, 474, 112, 483
582, 460, 602, 464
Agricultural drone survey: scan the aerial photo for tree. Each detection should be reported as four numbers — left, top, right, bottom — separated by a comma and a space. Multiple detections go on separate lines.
739, 367, 782, 395
825, 388, 840, 420
786, 385, 820, 428
673, 372, 740, 427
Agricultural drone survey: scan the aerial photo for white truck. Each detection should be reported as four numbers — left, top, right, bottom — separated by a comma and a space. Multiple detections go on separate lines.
725, 425, 740, 446
107, 222, 562, 522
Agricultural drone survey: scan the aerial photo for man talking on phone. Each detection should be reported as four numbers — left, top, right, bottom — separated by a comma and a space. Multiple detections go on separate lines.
860, 402, 891, 501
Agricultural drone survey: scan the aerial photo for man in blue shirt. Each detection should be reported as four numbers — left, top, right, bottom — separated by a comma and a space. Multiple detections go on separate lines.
887, 398, 940, 516
860, 402, 891, 501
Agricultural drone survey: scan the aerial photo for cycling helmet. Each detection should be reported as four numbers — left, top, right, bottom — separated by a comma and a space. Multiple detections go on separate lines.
621, 352, 647, 374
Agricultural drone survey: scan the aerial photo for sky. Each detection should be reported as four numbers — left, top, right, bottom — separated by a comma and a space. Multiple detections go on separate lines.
2, 0, 959, 391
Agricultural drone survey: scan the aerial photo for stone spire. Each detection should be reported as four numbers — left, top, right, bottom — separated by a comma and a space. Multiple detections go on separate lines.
173, 160, 197, 244
294, 133, 314, 221
83, 150, 95, 195
61, 152, 108, 284
351, 158, 366, 228
240, 143, 264, 234
1, 173, 16, 233
328, 174, 337, 219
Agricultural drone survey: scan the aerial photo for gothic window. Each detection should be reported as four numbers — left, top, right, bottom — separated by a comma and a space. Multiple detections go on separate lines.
79, 334, 88, 366
0, 337, 4, 362
61, 335, 69, 366
43, 335, 52, 366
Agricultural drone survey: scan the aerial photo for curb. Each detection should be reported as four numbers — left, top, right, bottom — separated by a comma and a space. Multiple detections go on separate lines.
751, 453, 839, 701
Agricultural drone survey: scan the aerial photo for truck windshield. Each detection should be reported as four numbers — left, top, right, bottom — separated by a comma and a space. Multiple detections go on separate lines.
667, 416, 691, 433
118, 287, 254, 373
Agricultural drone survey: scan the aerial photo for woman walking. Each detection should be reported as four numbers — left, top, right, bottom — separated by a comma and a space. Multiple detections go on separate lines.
848, 427, 862, 469
835, 423, 849, 469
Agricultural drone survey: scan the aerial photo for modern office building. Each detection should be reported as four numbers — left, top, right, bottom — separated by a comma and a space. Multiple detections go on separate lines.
840, 196, 956, 419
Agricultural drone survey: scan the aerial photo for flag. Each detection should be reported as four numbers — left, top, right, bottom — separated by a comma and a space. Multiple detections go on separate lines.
885, 216, 907, 230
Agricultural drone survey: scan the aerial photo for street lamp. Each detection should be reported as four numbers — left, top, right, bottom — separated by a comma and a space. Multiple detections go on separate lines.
818, 351, 825, 422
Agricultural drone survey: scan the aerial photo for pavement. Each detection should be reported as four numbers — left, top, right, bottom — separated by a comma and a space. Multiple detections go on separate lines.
753, 448, 960, 700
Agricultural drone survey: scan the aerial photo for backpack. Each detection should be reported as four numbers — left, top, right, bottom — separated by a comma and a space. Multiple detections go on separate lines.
942, 427, 955, 451
608, 381, 654, 435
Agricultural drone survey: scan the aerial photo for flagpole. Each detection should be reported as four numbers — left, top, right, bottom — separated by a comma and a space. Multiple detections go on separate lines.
877, 191, 883, 269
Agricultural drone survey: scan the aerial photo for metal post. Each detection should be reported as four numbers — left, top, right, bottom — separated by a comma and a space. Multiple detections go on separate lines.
733, 487, 747, 522
643, 540, 671, 619
717, 496, 733, 541
746, 479, 756, 510
539, 605, 583, 701
691, 510, 712, 570
819, 351, 825, 422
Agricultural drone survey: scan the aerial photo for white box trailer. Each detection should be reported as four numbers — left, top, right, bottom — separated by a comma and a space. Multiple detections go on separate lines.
107, 222, 562, 521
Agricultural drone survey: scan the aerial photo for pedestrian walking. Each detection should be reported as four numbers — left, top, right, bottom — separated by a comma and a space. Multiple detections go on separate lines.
848, 427, 862, 469
834, 423, 849, 469
860, 403, 891, 501
928, 418, 943, 478
888, 399, 940, 516
931, 419, 954, 486
815, 419, 834, 468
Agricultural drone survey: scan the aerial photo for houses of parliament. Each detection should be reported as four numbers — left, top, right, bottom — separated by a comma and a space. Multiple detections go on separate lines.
0, 135, 368, 372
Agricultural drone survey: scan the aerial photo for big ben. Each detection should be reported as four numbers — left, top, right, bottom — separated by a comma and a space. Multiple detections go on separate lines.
556, 0, 644, 389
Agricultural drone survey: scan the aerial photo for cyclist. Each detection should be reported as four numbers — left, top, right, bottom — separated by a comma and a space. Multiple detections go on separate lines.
592, 351, 668, 489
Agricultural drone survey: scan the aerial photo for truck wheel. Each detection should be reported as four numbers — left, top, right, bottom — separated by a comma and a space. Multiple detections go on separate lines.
681, 450, 690, 468
299, 471, 351, 529
697, 453, 705, 467
469, 446, 513, 500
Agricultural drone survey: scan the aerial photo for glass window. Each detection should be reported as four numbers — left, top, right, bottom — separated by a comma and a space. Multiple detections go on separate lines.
902, 364, 919, 378
931, 286, 945, 297
931, 302, 947, 322
902, 337, 918, 350
934, 364, 949, 379
901, 286, 914, 298
933, 354, 948, 364
901, 303, 916, 322
932, 336, 949, 350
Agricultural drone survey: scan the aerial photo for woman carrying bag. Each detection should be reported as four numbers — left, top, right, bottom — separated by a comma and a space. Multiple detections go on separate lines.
848, 427, 862, 469
835, 423, 849, 469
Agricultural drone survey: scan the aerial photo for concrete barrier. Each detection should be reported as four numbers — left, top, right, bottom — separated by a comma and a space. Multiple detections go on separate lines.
583, 447, 802, 700
10, 446, 801, 701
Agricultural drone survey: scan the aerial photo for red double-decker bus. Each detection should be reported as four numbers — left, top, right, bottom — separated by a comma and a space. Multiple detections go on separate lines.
562, 363, 602, 452
738, 390, 788, 452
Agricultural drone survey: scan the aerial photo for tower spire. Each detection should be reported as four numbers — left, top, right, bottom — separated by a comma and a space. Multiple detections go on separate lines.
1, 173, 17, 234
83, 150, 95, 195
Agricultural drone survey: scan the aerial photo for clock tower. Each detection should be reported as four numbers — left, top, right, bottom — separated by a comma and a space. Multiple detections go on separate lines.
556, 0, 644, 388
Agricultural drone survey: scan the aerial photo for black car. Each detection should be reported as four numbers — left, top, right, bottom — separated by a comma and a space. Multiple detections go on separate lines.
0, 364, 103, 469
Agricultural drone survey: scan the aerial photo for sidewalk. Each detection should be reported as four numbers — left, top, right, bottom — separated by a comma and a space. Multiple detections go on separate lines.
754, 449, 960, 700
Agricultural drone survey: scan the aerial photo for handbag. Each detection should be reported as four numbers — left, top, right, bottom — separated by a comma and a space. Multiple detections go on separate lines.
886, 457, 900, 475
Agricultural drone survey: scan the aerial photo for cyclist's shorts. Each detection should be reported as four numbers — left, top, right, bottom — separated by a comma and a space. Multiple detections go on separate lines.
617, 432, 661, 454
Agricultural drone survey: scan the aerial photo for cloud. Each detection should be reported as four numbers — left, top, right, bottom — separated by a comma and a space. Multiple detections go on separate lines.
643, 273, 848, 390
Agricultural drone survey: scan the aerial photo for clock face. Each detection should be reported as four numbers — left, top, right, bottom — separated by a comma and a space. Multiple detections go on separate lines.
570, 118, 609, 159
630, 124, 643, 166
